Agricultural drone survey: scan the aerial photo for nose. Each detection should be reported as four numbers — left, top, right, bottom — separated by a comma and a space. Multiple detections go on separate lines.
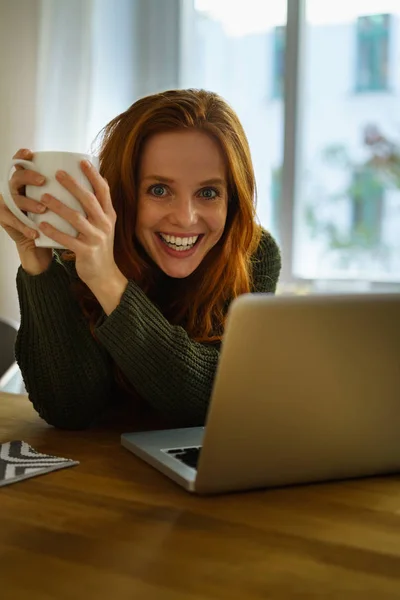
168, 195, 198, 229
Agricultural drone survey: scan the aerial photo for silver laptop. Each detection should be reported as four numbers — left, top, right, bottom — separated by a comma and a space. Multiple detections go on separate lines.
121, 293, 400, 494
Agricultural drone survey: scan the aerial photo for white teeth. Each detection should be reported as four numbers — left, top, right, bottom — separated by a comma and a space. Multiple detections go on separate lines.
159, 233, 199, 251
159, 233, 198, 244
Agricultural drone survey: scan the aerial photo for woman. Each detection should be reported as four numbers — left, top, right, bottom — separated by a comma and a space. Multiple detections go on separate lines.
0, 89, 281, 429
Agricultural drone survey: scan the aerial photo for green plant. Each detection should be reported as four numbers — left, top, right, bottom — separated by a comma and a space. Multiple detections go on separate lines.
364, 125, 400, 188
304, 126, 399, 266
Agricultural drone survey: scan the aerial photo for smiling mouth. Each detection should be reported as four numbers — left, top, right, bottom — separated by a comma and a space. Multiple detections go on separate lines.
157, 232, 203, 252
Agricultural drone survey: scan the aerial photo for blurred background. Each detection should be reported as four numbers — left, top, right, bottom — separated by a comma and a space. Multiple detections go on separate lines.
1, 0, 399, 324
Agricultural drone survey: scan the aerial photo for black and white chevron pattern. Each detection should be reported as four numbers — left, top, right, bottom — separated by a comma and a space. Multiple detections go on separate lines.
0, 440, 79, 487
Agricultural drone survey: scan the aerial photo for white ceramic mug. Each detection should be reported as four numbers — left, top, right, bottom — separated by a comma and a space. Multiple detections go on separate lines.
2, 151, 100, 249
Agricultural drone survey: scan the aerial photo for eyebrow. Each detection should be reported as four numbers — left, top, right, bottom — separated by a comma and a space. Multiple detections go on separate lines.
141, 175, 226, 186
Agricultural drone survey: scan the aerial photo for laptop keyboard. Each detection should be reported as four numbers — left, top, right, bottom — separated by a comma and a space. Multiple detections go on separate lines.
166, 446, 202, 469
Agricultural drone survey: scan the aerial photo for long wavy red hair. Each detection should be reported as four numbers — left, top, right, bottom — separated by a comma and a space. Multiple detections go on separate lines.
66, 89, 261, 345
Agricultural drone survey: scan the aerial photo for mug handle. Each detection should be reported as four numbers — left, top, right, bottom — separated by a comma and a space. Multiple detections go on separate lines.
2, 159, 41, 230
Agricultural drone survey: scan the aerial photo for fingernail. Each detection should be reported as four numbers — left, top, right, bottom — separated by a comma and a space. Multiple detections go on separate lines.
41, 195, 50, 204
30, 230, 38, 239
57, 170, 67, 179
36, 176, 45, 184
82, 159, 91, 168
37, 204, 47, 212
22, 149, 31, 157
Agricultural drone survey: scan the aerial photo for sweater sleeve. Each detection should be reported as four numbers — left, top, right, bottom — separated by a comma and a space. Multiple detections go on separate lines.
15, 257, 114, 429
94, 228, 281, 426
251, 228, 282, 293
95, 281, 219, 426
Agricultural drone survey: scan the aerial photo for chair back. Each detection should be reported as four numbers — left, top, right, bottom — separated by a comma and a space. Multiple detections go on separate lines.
0, 317, 18, 383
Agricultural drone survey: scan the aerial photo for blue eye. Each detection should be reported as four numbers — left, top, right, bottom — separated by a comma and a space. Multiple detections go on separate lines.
199, 187, 218, 199
150, 185, 167, 197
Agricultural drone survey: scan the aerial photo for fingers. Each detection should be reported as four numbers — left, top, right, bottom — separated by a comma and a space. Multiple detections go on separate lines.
12, 193, 47, 214
8, 166, 47, 214
12, 149, 33, 172
80, 160, 115, 216
8, 212, 39, 239
41, 193, 97, 239
8, 152, 47, 214
13, 148, 33, 160
38, 221, 83, 253
0, 195, 38, 240
10, 166, 45, 193
55, 169, 110, 226
1, 148, 44, 241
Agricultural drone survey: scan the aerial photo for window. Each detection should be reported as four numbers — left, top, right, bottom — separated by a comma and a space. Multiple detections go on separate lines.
272, 26, 285, 99
351, 169, 384, 245
294, 2, 400, 284
356, 14, 390, 92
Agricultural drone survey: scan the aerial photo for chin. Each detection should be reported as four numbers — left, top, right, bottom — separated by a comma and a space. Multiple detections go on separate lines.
158, 263, 198, 279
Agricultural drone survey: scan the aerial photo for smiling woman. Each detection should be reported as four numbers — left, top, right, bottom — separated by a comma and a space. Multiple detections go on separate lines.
136, 130, 228, 279
0, 89, 281, 429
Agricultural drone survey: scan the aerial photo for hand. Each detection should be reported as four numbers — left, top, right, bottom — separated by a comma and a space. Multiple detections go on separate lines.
0, 149, 52, 275
39, 161, 127, 313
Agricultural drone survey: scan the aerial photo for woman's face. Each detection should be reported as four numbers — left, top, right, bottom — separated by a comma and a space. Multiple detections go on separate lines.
136, 129, 228, 278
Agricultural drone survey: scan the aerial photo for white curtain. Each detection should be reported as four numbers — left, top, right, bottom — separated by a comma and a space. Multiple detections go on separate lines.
0, 0, 182, 321
36, 0, 181, 153
34, 0, 95, 152
0, 0, 41, 322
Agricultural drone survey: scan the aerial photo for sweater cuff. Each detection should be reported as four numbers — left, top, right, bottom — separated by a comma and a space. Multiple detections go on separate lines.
16, 257, 79, 332
94, 279, 163, 350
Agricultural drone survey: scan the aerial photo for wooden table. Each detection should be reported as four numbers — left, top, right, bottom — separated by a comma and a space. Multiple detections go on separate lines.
2, 392, 400, 599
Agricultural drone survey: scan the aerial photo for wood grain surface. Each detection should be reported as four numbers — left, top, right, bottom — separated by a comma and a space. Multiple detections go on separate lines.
1, 392, 400, 599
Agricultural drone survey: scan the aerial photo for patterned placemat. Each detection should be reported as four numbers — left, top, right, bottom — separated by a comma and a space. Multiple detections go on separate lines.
0, 440, 79, 487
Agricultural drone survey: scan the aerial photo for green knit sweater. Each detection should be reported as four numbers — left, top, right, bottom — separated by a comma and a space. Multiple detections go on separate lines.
15, 229, 281, 429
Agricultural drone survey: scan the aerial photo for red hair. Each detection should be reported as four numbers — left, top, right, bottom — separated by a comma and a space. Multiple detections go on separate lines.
66, 89, 261, 343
